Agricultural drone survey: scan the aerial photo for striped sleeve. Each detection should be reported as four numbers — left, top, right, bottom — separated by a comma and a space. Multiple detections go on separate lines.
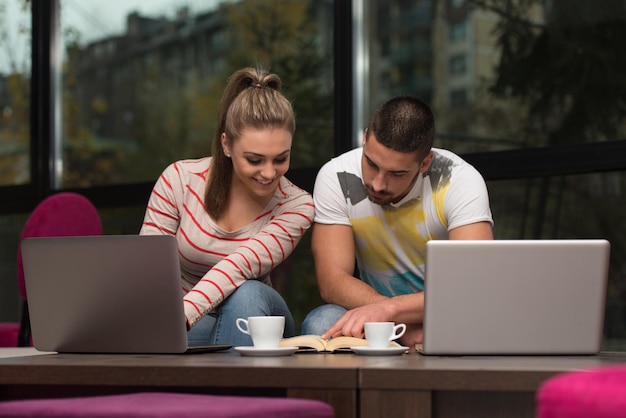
183, 180, 315, 328
140, 162, 184, 236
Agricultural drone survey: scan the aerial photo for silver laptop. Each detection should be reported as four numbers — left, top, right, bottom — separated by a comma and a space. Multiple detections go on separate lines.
21, 235, 231, 354
419, 239, 610, 356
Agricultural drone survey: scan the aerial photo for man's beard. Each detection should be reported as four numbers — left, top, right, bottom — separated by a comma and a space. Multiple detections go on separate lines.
365, 187, 395, 206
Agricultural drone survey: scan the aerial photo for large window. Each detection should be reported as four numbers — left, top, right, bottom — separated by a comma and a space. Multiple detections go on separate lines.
0, 0, 335, 333
362, 0, 626, 150
0, 0, 31, 321
59, 0, 334, 188
359, 0, 626, 349
59, 0, 334, 328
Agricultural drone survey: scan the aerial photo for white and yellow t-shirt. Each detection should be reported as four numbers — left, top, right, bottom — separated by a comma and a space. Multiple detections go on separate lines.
313, 147, 493, 297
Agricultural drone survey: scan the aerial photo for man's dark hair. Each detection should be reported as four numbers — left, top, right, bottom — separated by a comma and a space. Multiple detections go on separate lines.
367, 96, 435, 158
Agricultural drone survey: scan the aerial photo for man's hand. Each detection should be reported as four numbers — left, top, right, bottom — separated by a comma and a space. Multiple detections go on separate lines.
398, 324, 423, 351
320, 303, 424, 352
320, 300, 396, 340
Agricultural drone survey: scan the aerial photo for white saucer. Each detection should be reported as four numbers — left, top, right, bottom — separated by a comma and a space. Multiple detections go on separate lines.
234, 346, 299, 357
350, 346, 409, 356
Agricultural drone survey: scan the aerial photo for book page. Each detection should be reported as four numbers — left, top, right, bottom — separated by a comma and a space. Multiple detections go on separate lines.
280, 334, 401, 352
280, 335, 327, 351
325, 336, 368, 351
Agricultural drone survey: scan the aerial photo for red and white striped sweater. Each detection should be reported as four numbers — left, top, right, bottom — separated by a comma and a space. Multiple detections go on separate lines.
140, 157, 315, 328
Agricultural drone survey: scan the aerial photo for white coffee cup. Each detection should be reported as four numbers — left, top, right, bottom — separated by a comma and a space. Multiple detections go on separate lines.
235, 316, 285, 348
364, 322, 407, 349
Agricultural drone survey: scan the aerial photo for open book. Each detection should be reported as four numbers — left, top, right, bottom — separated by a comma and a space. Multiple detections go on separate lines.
279, 334, 400, 353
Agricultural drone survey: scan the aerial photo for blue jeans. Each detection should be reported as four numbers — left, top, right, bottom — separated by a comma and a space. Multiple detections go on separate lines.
300, 304, 347, 336
187, 280, 295, 347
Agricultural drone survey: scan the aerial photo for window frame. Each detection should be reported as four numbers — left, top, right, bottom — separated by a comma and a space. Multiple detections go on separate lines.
0, 0, 625, 213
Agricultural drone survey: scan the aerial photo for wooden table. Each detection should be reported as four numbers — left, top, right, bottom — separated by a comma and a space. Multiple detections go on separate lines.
0, 348, 386, 418
359, 352, 626, 418
1, 348, 625, 418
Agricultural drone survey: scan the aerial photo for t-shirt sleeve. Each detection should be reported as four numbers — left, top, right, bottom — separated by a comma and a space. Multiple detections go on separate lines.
444, 163, 494, 231
312, 159, 352, 226
183, 184, 315, 328
140, 162, 183, 236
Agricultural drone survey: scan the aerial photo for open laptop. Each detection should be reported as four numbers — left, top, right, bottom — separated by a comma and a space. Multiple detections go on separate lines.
418, 239, 610, 356
21, 234, 231, 354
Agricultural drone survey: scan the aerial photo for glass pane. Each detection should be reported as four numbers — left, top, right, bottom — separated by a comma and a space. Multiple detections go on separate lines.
364, 0, 626, 352
0, 0, 30, 186
0, 212, 27, 323
488, 172, 626, 350
364, 0, 626, 152
99, 205, 146, 235
59, 0, 334, 188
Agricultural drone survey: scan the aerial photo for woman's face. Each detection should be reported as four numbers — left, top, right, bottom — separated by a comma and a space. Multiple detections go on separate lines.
222, 127, 292, 200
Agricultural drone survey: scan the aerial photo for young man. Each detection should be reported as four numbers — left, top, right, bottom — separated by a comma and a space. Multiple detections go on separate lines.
301, 96, 493, 350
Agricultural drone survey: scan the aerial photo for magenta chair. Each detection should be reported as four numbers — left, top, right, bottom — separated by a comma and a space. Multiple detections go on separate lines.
0, 392, 335, 418
0, 192, 102, 347
537, 364, 626, 418
0, 323, 19, 347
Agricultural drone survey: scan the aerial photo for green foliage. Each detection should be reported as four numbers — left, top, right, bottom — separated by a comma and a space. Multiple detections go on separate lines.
471, 0, 626, 145
57, 0, 333, 188
221, 0, 334, 168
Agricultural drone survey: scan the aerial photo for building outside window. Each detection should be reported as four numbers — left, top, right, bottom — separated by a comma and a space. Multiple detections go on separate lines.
59, 0, 334, 189
361, 0, 626, 349
448, 54, 467, 75
449, 21, 467, 42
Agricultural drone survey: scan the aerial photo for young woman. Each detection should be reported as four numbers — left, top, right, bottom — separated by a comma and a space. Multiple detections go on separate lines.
140, 67, 314, 347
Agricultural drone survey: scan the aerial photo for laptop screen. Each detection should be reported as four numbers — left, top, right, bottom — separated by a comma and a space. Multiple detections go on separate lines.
420, 239, 610, 355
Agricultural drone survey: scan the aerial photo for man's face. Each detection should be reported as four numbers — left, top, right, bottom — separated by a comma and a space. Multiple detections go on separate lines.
361, 132, 432, 205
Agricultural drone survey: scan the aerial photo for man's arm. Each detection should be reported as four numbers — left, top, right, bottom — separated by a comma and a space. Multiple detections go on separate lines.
313, 220, 493, 309
311, 223, 386, 308
448, 221, 493, 240
317, 221, 493, 341
313, 223, 424, 338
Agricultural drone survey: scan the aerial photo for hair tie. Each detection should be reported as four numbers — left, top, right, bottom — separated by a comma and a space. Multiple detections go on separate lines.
252, 82, 263, 88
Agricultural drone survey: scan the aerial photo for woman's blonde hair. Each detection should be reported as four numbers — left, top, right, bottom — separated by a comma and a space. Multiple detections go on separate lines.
205, 67, 295, 220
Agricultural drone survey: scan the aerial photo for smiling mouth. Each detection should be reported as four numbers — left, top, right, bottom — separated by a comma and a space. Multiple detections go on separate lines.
254, 178, 273, 185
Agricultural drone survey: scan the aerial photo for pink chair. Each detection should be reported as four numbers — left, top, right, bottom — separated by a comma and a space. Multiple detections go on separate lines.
536, 364, 626, 418
0, 392, 335, 417
0, 323, 19, 347
0, 192, 102, 347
